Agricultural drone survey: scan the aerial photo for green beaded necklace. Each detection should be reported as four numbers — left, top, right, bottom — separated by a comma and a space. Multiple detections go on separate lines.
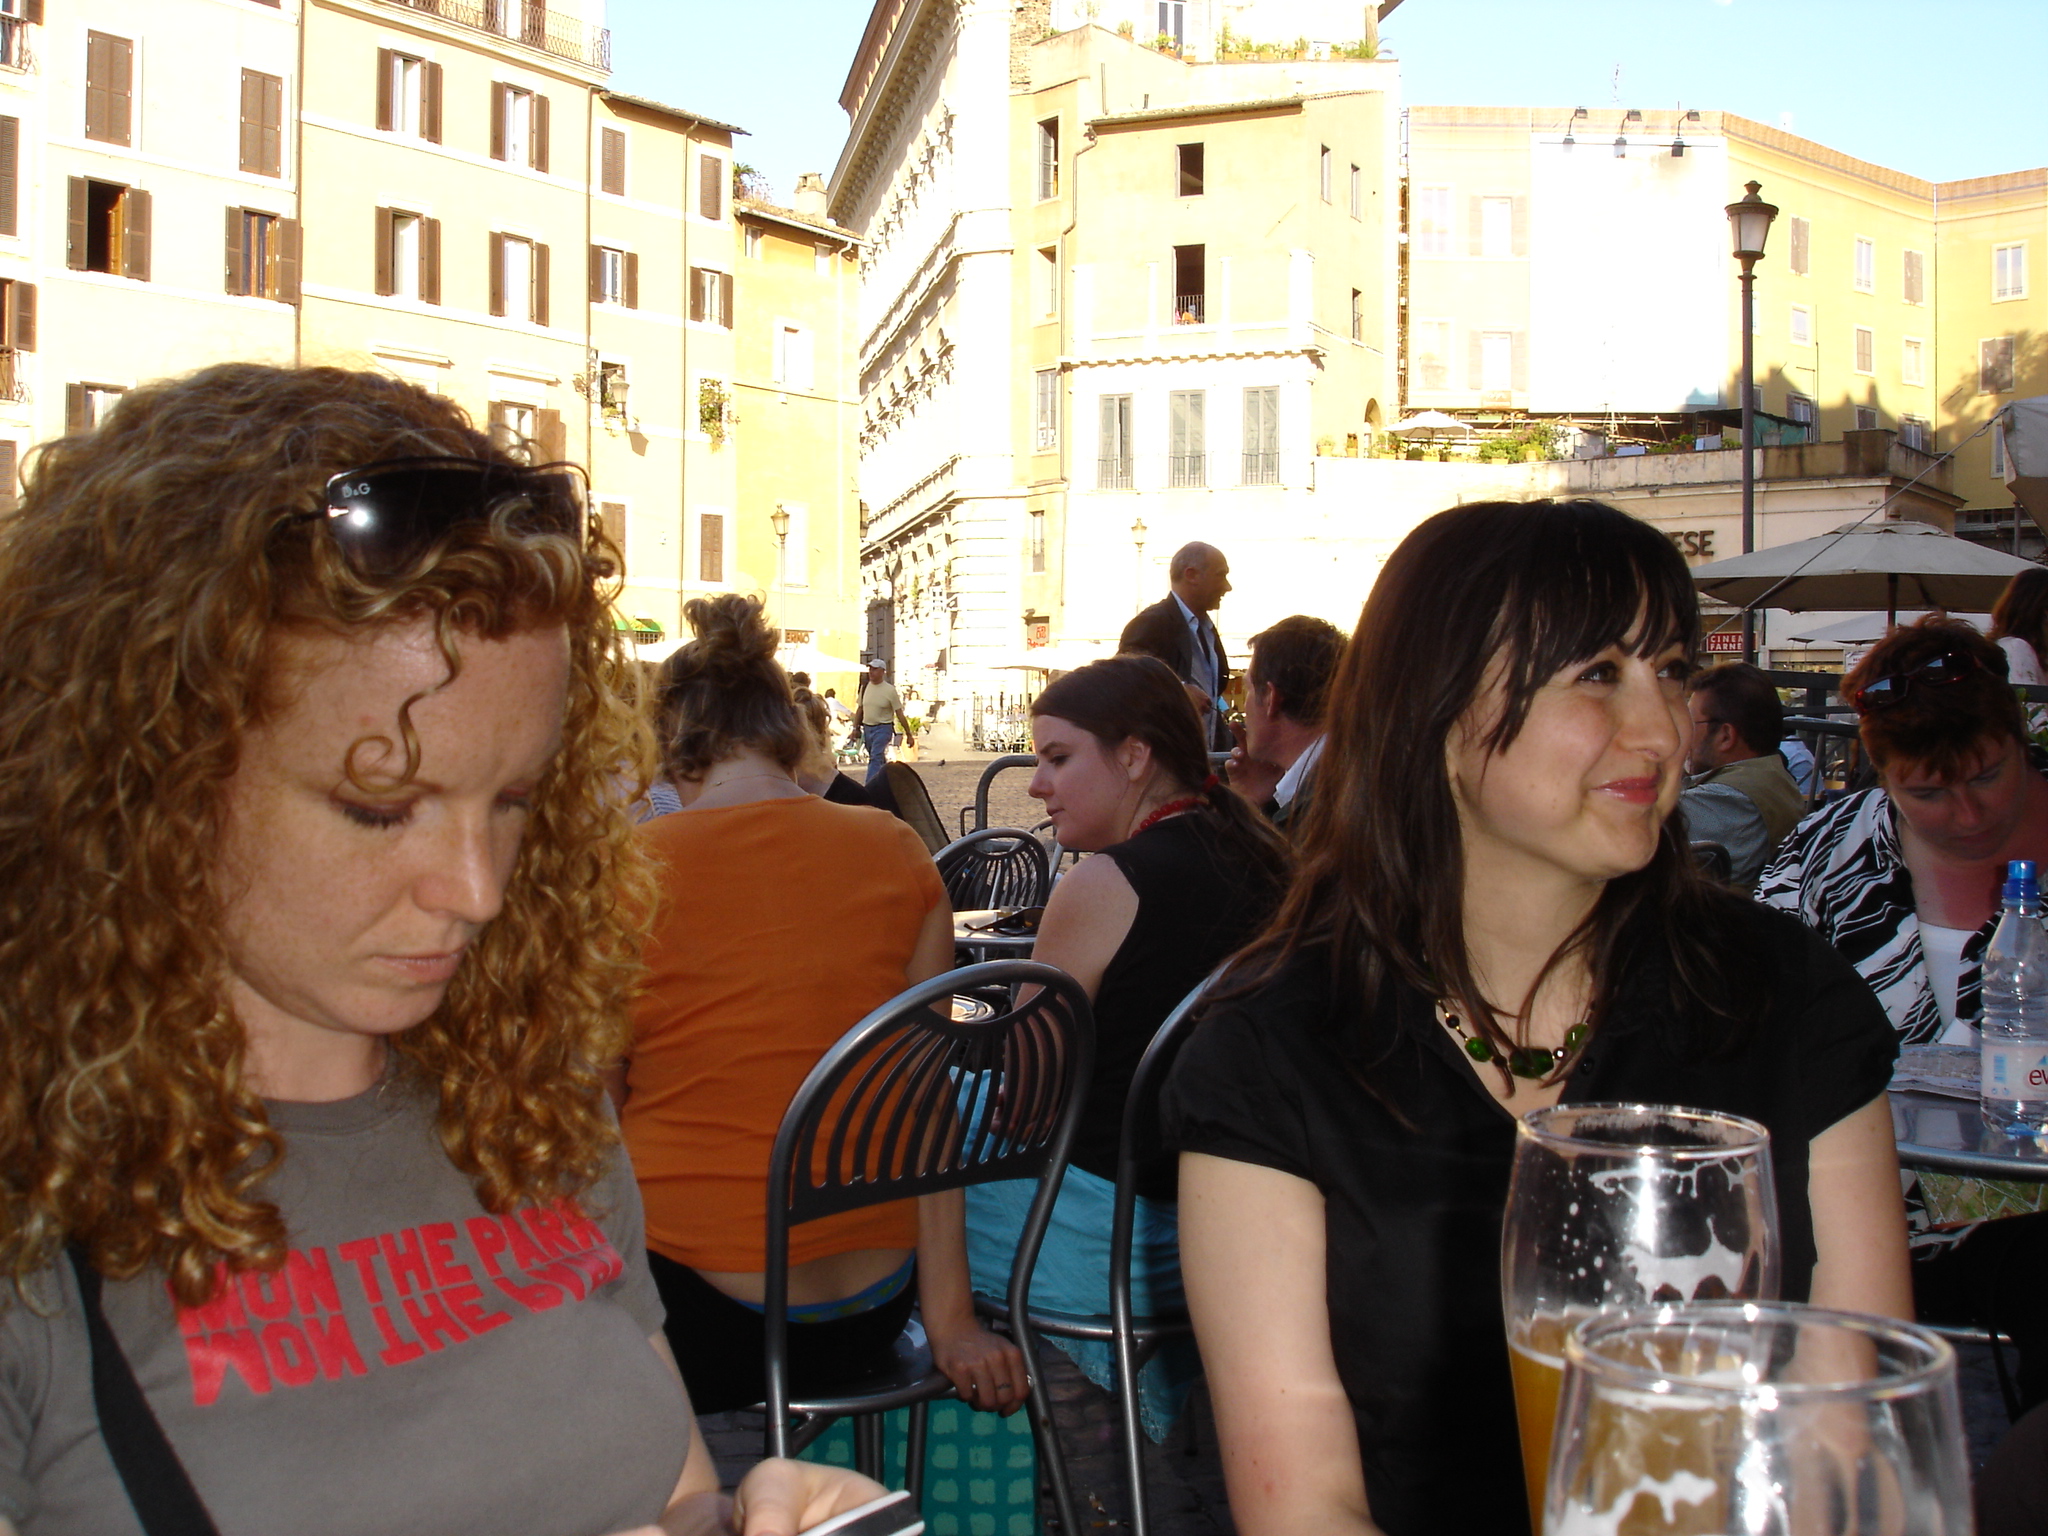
1433, 998, 1589, 1080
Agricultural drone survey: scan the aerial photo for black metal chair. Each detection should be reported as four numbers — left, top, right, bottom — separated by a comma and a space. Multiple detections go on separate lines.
764, 960, 1094, 1535
934, 826, 1051, 912
1690, 840, 1734, 883
976, 969, 1219, 1536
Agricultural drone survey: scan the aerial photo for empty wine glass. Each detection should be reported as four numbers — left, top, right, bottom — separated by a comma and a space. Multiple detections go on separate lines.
1547, 1303, 1971, 1536
1502, 1104, 1781, 1521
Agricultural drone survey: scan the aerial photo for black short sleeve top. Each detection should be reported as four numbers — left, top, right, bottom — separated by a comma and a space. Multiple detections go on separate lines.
1159, 901, 1896, 1536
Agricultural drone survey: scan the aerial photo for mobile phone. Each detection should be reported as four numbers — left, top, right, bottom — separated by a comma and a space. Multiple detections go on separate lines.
797, 1490, 923, 1536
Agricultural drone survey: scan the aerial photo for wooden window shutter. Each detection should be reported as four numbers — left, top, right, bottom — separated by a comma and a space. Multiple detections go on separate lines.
261, 73, 282, 175
488, 231, 506, 316
0, 441, 16, 515
66, 383, 86, 434
588, 244, 604, 301
599, 501, 625, 552
601, 128, 624, 196
1467, 195, 1484, 258
688, 266, 704, 323
535, 408, 565, 462
10, 282, 34, 353
422, 62, 443, 144
374, 206, 394, 295
278, 218, 301, 305
532, 242, 550, 326
121, 188, 151, 281
719, 271, 733, 327
699, 153, 721, 221
20, 0, 39, 23
532, 94, 549, 173
700, 513, 723, 582
375, 49, 394, 132
240, 71, 262, 172
224, 206, 245, 294
0, 117, 19, 238
108, 36, 132, 146
419, 216, 441, 305
624, 251, 639, 309
66, 178, 86, 270
490, 84, 506, 161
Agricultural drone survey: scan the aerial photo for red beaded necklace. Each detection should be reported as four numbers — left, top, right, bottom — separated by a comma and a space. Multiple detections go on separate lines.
1134, 795, 1205, 835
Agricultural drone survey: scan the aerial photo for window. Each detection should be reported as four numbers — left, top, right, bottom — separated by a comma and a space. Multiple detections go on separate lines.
1900, 416, 1931, 452
1787, 216, 1810, 276
1033, 368, 1058, 451
1097, 394, 1132, 488
1480, 196, 1514, 259
1996, 243, 2028, 301
65, 383, 126, 433
1177, 142, 1203, 197
225, 208, 300, 302
1319, 145, 1332, 202
1854, 407, 1879, 431
598, 360, 628, 418
689, 266, 733, 327
65, 177, 151, 280
1983, 336, 2017, 394
376, 49, 442, 143
240, 70, 283, 176
697, 510, 726, 584
1853, 326, 1874, 374
1349, 287, 1363, 341
1157, 0, 1184, 48
488, 0, 549, 46
0, 278, 34, 363
490, 233, 549, 324
1349, 163, 1362, 219
1853, 237, 1874, 293
774, 323, 813, 390
1786, 393, 1815, 426
0, 14, 29, 71
698, 150, 724, 221
1172, 243, 1204, 324
85, 32, 133, 146
1902, 336, 1924, 387
374, 207, 440, 302
0, 116, 16, 237
1413, 319, 1451, 390
1242, 387, 1278, 484
599, 126, 626, 196
1790, 305, 1811, 346
1036, 118, 1059, 200
588, 243, 637, 307
1994, 421, 2008, 478
1036, 245, 1058, 317
1479, 330, 1513, 393
1903, 249, 1926, 306
492, 84, 550, 172
1414, 186, 1452, 258
594, 499, 625, 558
1028, 509, 1045, 574
741, 225, 762, 259
488, 400, 538, 456
1168, 390, 1205, 487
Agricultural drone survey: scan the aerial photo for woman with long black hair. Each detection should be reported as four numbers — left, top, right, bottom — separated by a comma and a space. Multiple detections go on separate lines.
1163, 499, 1911, 1536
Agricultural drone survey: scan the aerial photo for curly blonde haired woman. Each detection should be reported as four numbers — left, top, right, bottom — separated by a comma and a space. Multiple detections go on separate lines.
0, 364, 877, 1536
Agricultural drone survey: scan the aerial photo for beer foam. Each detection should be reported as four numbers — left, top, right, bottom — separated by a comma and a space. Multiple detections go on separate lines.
1553, 1470, 1719, 1536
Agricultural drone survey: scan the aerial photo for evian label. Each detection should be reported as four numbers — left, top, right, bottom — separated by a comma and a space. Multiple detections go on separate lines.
1981, 1042, 2048, 1103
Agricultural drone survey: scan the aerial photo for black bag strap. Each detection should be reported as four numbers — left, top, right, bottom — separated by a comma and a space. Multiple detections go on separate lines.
64, 1243, 220, 1536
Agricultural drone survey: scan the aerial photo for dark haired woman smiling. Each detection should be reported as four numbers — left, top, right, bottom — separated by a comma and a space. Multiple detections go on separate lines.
1163, 499, 1910, 1536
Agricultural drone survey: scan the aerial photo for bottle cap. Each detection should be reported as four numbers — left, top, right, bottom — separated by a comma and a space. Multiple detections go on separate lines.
2005, 859, 2039, 904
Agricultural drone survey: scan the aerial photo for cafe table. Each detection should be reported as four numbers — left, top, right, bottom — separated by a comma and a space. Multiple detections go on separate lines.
952, 908, 1038, 963
1890, 1047, 2048, 1181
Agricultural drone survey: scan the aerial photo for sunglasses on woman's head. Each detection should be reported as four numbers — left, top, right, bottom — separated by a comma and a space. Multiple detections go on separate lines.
287, 456, 589, 577
1852, 649, 1986, 713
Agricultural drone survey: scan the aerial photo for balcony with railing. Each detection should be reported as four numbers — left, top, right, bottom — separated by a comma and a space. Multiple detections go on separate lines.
0, 17, 36, 73
0, 348, 29, 405
1167, 452, 1206, 487
1241, 450, 1279, 486
382, 0, 610, 70
1097, 456, 1133, 490
1171, 293, 1205, 325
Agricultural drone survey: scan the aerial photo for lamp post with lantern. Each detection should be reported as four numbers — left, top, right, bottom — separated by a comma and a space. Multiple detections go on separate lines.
770, 503, 791, 650
1725, 180, 1778, 661
1131, 516, 1148, 615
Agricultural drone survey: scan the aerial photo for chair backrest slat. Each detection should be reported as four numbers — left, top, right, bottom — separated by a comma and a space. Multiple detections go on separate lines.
933, 827, 1051, 912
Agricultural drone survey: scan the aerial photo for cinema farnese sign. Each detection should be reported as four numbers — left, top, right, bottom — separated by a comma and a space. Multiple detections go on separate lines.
1664, 529, 1717, 560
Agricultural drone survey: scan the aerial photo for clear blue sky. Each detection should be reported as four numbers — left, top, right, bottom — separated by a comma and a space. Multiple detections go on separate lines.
606, 0, 2048, 205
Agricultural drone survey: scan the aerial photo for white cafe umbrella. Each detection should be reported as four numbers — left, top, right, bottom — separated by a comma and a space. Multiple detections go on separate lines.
1387, 410, 1473, 441
990, 639, 1113, 673
777, 642, 866, 676
1785, 611, 1991, 647
1689, 520, 2039, 626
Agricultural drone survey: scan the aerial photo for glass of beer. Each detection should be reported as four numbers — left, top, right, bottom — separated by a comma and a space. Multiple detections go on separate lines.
1501, 1104, 1780, 1523
1547, 1303, 1970, 1536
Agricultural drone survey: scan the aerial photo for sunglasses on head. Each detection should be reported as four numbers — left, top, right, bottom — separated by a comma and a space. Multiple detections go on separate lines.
1852, 648, 1993, 713
286, 456, 590, 577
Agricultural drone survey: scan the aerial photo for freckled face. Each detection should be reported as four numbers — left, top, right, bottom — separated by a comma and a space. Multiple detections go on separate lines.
216, 620, 569, 1090
1447, 639, 1692, 894
1027, 714, 1143, 852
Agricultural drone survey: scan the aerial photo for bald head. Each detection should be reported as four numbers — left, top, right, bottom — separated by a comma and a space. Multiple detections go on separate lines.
1169, 542, 1231, 613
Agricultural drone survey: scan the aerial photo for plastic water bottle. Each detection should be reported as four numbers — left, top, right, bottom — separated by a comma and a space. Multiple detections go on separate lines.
1980, 859, 2048, 1137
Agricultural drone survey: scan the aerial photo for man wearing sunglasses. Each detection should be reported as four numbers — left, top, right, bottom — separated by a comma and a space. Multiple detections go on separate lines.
1678, 662, 1806, 889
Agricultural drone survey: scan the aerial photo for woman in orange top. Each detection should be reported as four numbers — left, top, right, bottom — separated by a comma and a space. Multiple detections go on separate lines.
615, 593, 1026, 1415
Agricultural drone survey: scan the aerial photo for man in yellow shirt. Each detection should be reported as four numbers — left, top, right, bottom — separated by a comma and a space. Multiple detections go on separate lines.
856, 660, 915, 785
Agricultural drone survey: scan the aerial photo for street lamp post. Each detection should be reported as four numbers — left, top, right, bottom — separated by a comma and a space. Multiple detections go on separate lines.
1725, 180, 1779, 663
1131, 516, 1148, 613
770, 503, 791, 646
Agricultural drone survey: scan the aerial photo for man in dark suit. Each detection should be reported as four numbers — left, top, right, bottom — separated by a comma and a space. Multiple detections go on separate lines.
1119, 541, 1233, 749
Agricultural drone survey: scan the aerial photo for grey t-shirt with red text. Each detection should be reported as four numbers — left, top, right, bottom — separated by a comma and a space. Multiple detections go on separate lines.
0, 1077, 690, 1535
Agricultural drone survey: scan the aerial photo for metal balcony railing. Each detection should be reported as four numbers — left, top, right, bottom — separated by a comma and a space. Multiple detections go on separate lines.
383, 0, 611, 70
1171, 293, 1205, 324
1241, 450, 1279, 485
1167, 452, 1206, 487
1097, 456, 1133, 490
0, 18, 35, 73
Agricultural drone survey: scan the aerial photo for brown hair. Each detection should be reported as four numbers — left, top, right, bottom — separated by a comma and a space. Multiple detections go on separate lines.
1846, 617, 2022, 779
658, 593, 809, 781
1688, 662, 1785, 758
1031, 654, 1290, 879
1991, 566, 2048, 660
0, 363, 655, 1305
1248, 614, 1347, 725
